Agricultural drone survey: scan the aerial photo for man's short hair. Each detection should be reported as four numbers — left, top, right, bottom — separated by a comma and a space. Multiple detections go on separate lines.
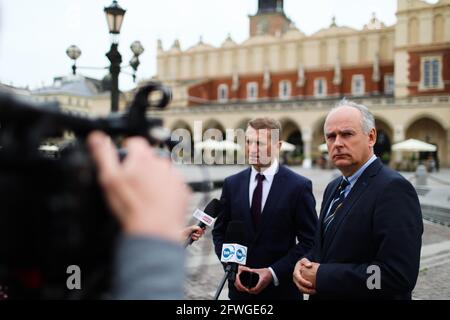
247, 118, 282, 138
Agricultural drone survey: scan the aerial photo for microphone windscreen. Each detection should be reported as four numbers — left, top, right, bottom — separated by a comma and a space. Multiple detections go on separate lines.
224, 221, 247, 246
203, 198, 222, 219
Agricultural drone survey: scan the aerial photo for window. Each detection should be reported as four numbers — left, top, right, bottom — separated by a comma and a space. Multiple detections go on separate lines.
247, 82, 258, 101
218, 84, 228, 103
276, 0, 283, 12
432, 60, 439, 86
351, 75, 365, 96
279, 80, 291, 100
314, 78, 327, 97
420, 56, 443, 90
424, 60, 430, 86
384, 74, 394, 94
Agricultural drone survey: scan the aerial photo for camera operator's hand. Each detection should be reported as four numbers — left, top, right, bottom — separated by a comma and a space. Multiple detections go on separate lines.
87, 131, 191, 243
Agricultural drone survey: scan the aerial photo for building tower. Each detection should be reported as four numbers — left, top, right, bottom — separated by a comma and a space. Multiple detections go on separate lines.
249, 0, 292, 37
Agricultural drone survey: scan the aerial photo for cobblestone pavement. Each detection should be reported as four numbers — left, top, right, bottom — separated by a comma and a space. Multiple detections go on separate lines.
414, 262, 450, 300
180, 166, 450, 300
414, 221, 450, 299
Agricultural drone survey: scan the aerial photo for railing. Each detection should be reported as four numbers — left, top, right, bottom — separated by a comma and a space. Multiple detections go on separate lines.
153, 95, 450, 115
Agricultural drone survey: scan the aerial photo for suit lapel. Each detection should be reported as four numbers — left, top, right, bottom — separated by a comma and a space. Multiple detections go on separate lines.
241, 168, 256, 237
318, 179, 340, 250
253, 166, 286, 243
322, 159, 383, 259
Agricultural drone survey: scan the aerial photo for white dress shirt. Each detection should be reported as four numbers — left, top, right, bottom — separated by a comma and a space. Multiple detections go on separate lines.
249, 159, 279, 211
249, 159, 280, 286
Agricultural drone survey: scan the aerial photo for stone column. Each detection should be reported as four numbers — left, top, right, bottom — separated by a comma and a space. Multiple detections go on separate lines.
302, 127, 312, 169
193, 120, 204, 165
445, 129, 450, 167
393, 125, 405, 167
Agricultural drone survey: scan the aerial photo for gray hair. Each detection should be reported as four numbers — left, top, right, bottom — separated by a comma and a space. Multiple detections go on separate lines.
325, 98, 375, 134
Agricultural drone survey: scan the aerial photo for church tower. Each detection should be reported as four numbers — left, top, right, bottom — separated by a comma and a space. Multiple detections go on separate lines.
249, 0, 292, 37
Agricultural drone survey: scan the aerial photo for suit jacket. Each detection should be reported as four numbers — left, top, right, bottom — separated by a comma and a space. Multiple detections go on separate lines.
213, 165, 317, 300
308, 158, 423, 300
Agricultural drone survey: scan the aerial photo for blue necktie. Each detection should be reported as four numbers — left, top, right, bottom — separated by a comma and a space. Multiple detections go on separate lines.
322, 177, 350, 236
251, 173, 265, 226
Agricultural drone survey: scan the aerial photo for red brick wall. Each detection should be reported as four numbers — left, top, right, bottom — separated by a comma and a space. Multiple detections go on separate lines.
187, 64, 395, 105
340, 65, 394, 94
408, 48, 450, 96
188, 81, 213, 105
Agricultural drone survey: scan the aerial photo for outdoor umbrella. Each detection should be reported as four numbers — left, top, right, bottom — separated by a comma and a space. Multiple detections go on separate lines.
391, 139, 437, 152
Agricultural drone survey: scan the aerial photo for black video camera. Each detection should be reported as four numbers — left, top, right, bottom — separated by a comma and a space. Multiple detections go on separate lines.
0, 82, 172, 299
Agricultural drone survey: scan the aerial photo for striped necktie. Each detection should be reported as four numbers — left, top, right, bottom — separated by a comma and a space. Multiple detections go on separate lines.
322, 177, 350, 236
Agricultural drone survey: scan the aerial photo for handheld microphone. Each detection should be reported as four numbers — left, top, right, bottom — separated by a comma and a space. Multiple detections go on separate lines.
184, 198, 222, 248
213, 221, 247, 300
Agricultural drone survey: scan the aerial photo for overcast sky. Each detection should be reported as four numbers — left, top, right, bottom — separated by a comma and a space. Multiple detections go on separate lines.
0, 0, 438, 91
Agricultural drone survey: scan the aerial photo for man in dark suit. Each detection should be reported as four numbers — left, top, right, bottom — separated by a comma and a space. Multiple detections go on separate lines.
293, 100, 423, 300
213, 118, 317, 300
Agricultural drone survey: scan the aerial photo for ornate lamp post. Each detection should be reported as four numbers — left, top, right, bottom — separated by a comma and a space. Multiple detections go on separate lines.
66, 45, 82, 75
104, 0, 126, 113
66, 1, 144, 113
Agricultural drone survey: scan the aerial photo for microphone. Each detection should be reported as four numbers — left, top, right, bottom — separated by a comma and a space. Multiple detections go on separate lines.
184, 198, 222, 248
214, 221, 247, 300
220, 221, 247, 282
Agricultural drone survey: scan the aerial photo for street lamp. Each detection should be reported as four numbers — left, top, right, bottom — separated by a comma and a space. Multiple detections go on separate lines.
130, 41, 144, 82
66, 0, 144, 113
104, 0, 126, 113
66, 45, 82, 75
104, 0, 126, 35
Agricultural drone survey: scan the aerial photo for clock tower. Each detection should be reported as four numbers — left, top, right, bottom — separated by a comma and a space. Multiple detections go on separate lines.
250, 0, 291, 37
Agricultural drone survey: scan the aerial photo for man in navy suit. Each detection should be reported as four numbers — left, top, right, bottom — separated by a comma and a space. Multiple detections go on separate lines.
213, 118, 317, 300
293, 100, 423, 300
